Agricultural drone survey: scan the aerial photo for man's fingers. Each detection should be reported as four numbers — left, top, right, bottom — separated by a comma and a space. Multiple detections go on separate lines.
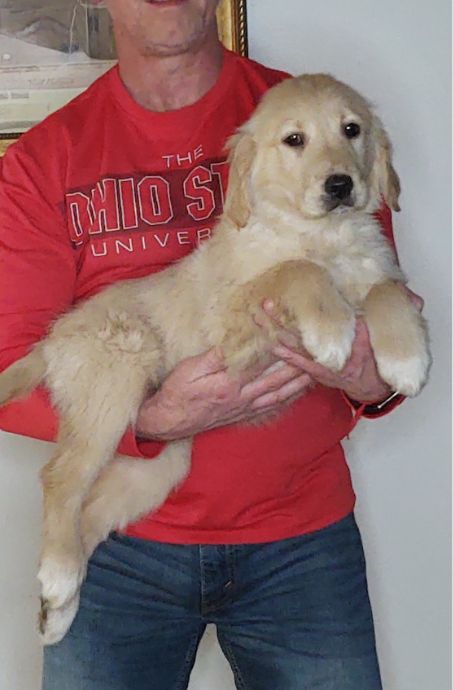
272, 345, 334, 377
253, 301, 276, 329
240, 361, 302, 401
353, 318, 370, 344
260, 299, 306, 350
238, 357, 280, 385
275, 328, 301, 350
405, 287, 424, 311
262, 298, 279, 320
251, 373, 313, 410
189, 347, 227, 380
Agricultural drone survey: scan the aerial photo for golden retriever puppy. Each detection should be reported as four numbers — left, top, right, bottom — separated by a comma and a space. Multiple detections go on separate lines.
0, 74, 430, 644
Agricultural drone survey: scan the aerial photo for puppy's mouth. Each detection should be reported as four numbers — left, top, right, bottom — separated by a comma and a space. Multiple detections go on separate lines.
145, 0, 190, 6
323, 195, 355, 213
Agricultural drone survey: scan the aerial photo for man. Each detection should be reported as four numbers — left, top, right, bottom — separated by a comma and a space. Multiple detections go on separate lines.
0, 1, 412, 688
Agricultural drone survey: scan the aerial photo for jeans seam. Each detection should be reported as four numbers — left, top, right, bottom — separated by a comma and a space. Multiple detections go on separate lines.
174, 626, 205, 690
226, 545, 237, 585
217, 633, 251, 690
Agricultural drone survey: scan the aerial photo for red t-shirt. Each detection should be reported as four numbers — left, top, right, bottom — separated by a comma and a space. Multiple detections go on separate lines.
0, 49, 396, 544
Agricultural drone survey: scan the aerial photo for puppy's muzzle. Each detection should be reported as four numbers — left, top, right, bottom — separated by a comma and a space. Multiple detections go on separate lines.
324, 174, 354, 210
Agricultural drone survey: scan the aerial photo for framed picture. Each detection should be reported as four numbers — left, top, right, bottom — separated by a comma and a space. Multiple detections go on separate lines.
0, 0, 248, 155
217, 0, 248, 58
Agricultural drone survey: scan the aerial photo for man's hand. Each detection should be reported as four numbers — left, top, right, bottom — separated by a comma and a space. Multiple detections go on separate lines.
271, 318, 391, 403
136, 348, 312, 441
262, 288, 424, 404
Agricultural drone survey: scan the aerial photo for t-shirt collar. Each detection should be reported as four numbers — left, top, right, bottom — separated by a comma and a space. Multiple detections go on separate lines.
108, 47, 236, 137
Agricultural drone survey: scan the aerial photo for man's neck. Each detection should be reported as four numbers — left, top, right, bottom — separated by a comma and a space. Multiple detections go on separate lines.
116, 32, 224, 112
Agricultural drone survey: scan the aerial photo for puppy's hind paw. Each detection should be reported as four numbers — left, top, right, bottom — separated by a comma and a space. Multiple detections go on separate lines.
38, 554, 86, 611
39, 592, 80, 646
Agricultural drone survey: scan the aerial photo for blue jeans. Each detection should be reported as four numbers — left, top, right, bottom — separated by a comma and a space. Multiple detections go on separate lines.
43, 514, 382, 689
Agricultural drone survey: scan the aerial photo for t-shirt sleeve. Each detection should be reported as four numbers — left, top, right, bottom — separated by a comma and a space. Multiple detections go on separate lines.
0, 142, 76, 369
0, 140, 164, 459
374, 199, 397, 250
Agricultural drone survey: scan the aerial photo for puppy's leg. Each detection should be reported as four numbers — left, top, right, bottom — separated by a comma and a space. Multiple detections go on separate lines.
38, 338, 164, 645
41, 439, 192, 646
38, 382, 145, 619
363, 281, 431, 396
222, 260, 355, 372
38, 391, 145, 645
81, 439, 193, 559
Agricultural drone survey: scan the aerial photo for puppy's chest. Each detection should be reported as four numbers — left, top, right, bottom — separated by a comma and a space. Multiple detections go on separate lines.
299, 227, 396, 304
304, 239, 368, 279
238, 216, 391, 278
193, 218, 397, 347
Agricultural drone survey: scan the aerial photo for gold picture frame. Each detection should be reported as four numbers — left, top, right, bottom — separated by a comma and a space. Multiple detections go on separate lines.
0, 0, 248, 156
217, 0, 248, 58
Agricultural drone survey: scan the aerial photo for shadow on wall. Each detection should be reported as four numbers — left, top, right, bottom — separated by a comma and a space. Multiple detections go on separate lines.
0, 0, 116, 58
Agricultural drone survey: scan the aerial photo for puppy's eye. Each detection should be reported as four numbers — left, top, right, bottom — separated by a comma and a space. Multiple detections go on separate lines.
343, 122, 361, 139
283, 133, 305, 147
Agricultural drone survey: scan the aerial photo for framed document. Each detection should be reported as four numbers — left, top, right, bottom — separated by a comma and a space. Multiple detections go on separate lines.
0, 0, 248, 154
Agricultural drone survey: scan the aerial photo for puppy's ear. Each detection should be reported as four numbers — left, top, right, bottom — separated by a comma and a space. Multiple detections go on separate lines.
371, 120, 401, 212
223, 131, 256, 229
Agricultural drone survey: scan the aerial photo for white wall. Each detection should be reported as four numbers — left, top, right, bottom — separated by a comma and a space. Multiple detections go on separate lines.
0, 1, 451, 689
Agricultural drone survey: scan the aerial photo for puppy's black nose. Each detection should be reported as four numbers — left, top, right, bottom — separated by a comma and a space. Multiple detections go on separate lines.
324, 174, 354, 200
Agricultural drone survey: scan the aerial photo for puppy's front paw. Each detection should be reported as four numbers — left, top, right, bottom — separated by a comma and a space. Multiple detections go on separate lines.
375, 350, 431, 397
300, 299, 356, 372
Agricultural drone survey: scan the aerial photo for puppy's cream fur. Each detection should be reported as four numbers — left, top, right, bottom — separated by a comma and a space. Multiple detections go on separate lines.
0, 74, 431, 644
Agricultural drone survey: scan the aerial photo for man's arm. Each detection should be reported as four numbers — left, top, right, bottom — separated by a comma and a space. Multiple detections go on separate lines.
0, 140, 163, 458
0, 141, 76, 440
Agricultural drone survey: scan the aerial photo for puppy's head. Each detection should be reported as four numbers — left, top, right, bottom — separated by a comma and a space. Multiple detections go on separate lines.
223, 74, 400, 228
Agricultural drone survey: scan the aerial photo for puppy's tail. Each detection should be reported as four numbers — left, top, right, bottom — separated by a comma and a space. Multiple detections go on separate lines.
0, 346, 47, 405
